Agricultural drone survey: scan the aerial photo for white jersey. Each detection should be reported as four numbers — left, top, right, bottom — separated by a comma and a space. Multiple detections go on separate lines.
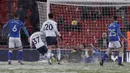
40, 19, 61, 37
30, 32, 45, 49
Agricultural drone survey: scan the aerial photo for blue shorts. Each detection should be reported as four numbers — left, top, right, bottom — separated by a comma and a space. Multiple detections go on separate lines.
46, 37, 58, 45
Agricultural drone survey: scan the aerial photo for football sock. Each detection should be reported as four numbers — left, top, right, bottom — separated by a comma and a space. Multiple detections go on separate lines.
18, 50, 23, 60
57, 48, 61, 61
46, 49, 51, 59
118, 54, 122, 64
101, 53, 108, 63
8, 50, 12, 61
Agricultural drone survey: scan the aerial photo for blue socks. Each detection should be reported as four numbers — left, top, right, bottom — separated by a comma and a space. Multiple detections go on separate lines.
8, 50, 23, 61
18, 50, 23, 60
118, 56, 122, 64
8, 51, 12, 61
101, 53, 108, 63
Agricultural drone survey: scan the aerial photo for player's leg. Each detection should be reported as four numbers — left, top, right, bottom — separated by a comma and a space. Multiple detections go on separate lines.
37, 46, 48, 55
18, 49, 23, 65
37, 45, 52, 65
15, 38, 24, 65
116, 41, 124, 66
100, 42, 112, 66
52, 37, 62, 65
46, 49, 52, 65
8, 37, 14, 65
118, 48, 124, 66
55, 44, 61, 65
46, 37, 54, 65
8, 50, 13, 65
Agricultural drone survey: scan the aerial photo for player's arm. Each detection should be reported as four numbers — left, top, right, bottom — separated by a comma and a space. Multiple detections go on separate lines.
54, 23, 63, 40
20, 22, 30, 41
40, 23, 45, 32
29, 35, 33, 48
22, 27, 29, 37
21, 22, 29, 38
90, 44, 98, 52
54, 23, 61, 36
2, 22, 8, 34
117, 24, 126, 40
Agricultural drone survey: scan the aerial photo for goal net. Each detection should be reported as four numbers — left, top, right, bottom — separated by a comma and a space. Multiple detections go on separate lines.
37, 0, 130, 62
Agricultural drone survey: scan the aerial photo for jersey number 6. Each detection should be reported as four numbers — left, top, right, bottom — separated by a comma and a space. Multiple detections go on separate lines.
12, 25, 17, 32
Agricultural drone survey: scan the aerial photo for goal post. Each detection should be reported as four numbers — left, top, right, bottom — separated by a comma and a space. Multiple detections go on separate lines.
37, 0, 130, 62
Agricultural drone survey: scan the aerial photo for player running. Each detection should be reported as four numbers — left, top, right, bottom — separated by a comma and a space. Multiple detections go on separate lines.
100, 16, 127, 66
40, 13, 63, 65
2, 13, 29, 65
29, 31, 52, 65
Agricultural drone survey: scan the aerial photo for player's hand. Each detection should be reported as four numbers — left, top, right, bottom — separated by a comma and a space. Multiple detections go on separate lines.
90, 43, 93, 47
60, 36, 63, 41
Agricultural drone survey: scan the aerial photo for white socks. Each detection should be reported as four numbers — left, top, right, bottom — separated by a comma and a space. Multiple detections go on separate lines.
57, 48, 61, 61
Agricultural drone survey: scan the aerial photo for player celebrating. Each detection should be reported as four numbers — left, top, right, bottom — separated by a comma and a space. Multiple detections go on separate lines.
29, 31, 52, 64
100, 16, 127, 66
40, 13, 63, 65
2, 13, 29, 65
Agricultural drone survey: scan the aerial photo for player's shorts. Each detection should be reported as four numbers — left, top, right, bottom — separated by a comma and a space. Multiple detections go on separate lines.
108, 41, 122, 49
46, 37, 57, 45
9, 37, 22, 48
37, 46, 48, 55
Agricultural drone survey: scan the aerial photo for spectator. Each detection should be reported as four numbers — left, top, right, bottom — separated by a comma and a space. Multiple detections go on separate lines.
98, 32, 108, 49
102, 7, 111, 16
18, 0, 39, 32
57, 15, 64, 31
91, 9, 100, 20
16, 5, 28, 23
58, 15, 64, 25
29, 1, 39, 32
16, 5, 29, 46
81, 7, 92, 21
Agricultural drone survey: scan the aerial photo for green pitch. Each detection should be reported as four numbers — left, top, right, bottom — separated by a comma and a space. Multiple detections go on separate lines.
0, 61, 130, 73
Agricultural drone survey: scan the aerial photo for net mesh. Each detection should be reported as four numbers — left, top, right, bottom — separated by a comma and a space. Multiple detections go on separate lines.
37, 1, 130, 62
47, 2, 129, 48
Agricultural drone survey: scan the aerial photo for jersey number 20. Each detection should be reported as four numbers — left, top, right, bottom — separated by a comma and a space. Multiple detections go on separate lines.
45, 24, 53, 30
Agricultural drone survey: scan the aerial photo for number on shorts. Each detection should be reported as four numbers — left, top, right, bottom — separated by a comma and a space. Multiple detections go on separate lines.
32, 36, 40, 44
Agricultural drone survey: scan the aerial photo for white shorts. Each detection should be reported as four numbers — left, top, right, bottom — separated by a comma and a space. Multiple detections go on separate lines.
108, 41, 122, 49
9, 37, 22, 48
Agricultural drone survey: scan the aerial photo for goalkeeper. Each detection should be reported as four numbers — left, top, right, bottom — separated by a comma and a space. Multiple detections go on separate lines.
83, 44, 100, 63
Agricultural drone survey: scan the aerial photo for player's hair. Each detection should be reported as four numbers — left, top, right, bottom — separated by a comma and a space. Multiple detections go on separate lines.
14, 13, 19, 18
48, 13, 54, 19
113, 16, 118, 21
